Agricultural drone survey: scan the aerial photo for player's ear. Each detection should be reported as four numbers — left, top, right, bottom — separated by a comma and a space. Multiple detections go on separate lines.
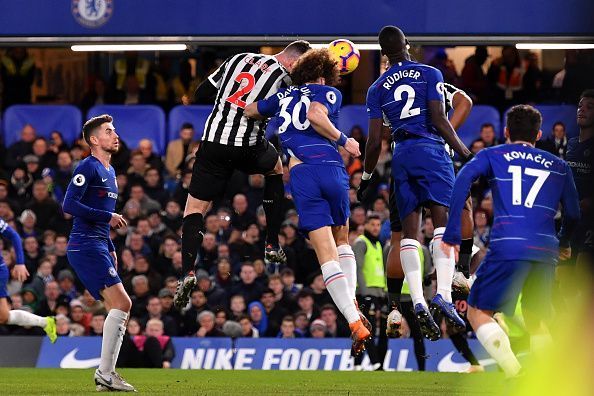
536, 130, 542, 142
503, 127, 510, 142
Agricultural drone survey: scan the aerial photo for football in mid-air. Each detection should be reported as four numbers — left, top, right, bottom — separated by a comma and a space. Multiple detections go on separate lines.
328, 39, 360, 75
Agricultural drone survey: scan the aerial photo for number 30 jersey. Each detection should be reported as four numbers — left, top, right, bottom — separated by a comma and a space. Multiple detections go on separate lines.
257, 84, 344, 167
203, 53, 291, 147
443, 143, 581, 263
366, 60, 446, 143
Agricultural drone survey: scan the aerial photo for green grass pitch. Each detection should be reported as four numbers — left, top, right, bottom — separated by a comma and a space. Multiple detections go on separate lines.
0, 368, 505, 395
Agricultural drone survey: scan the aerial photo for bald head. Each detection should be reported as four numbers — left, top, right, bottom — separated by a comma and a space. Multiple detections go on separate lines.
378, 26, 409, 60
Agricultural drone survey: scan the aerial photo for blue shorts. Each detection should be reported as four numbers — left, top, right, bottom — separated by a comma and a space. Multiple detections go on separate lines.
0, 264, 8, 299
391, 139, 454, 220
289, 164, 350, 233
468, 259, 554, 316
67, 240, 121, 300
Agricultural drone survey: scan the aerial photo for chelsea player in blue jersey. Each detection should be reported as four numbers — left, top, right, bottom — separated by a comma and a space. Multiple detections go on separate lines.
245, 49, 371, 354
62, 115, 135, 392
358, 26, 473, 340
441, 105, 581, 377
0, 218, 56, 342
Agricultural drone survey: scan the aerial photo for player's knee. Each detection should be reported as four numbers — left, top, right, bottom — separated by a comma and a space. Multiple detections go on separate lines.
120, 295, 132, 313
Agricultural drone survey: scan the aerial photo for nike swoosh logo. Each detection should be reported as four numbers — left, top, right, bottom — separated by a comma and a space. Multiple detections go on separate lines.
60, 348, 102, 368
102, 178, 108, 182
96, 372, 113, 386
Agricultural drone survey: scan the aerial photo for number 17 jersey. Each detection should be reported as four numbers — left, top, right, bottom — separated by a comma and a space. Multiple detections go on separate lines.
366, 60, 445, 142
443, 143, 580, 263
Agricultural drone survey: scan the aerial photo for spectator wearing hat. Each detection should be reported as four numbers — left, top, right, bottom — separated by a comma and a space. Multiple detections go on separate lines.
196, 269, 227, 308
158, 287, 183, 326
309, 319, 327, 338
141, 296, 178, 336
23, 154, 41, 180
9, 165, 33, 202
247, 301, 268, 336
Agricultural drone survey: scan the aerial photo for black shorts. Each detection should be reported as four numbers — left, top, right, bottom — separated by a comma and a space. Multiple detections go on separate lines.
189, 140, 279, 202
389, 178, 402, 233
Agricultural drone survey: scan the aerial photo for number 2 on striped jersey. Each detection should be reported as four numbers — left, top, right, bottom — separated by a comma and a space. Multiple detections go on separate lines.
226, 72, 255, 108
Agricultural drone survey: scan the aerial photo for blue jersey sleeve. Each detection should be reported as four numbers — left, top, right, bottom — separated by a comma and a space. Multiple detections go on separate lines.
426, 67, 446, 102
312, 87, 342, 115
558, 163, 581, 246
443, 151, 491, 245
257, 93, 281, 118
366, 85, 382, 119
0, 219, 24, 265
63, 162, 113, 223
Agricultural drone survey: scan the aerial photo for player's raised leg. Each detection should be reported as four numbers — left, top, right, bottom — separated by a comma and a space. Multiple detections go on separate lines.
308, 225, 370, 354
333, 225, 371, 332
94, 283, 136, 392
263, 158, 287, 267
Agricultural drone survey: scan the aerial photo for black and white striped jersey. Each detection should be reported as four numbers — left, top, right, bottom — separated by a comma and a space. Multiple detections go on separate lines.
202, 53, 291, 147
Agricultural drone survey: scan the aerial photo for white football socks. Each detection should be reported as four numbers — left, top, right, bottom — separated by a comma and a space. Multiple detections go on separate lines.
7, 310, 47, 328
476, 322, 521, 377
321, 261, 360, 324
400, 238, 426, 307
99, 309, 128, 374
337, 244, 357, 301
432, 227, 455, 303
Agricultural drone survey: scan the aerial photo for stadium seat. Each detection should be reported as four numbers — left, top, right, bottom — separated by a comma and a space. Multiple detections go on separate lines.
504, 105, 579, 140
534, 105, 579, 138
87, 105, 166, 154
453, 105, 501, 147
168, 105, 214, 143
2, 105, 82, 146
337, 105, 368, 136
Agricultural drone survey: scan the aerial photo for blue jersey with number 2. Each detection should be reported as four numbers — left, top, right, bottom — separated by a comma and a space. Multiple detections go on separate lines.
443, 143, 580, 263
257, 84, 343, 166
366, 60, 445, 142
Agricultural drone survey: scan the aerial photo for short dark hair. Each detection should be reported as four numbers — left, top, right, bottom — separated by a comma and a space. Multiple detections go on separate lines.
480, 123, 495, 131
261, 288, 274, 296
366, 214, 382, 223
378, 25, 407, 55
506, 105, 542, 143
82, 114, 112, 146
552, 121, 565, 130
284, 40, 311, 57
281, 315, 295, 324
181, 122, 194, 130
580, 89, 594, 100
290, 48, 340, 87
320, 304, 337, 314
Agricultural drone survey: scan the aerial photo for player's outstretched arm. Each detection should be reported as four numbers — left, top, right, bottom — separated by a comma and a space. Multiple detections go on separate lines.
429, 100, 472, 159
449, 90, 473, 131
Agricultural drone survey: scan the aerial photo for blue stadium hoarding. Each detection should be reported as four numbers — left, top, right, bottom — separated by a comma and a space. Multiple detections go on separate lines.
0, 0, 592, 40
34, 336, 500, 372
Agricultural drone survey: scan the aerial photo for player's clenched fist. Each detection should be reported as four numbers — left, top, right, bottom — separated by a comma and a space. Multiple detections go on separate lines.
344, 137, 360, 157
110, 213, 128, 229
